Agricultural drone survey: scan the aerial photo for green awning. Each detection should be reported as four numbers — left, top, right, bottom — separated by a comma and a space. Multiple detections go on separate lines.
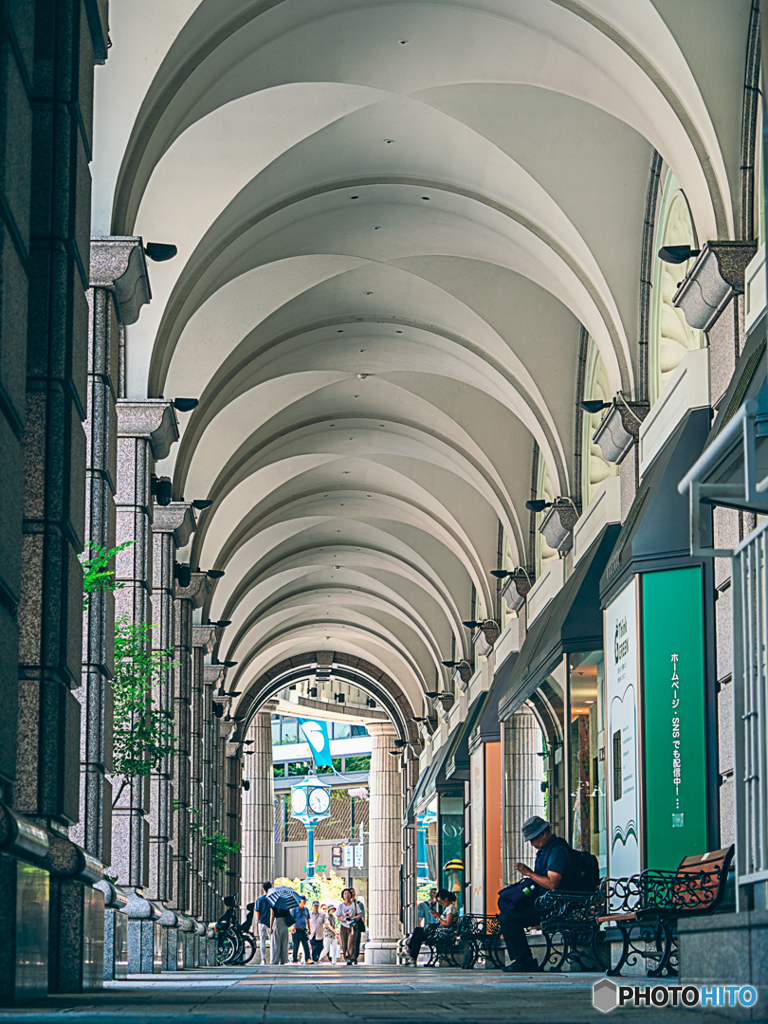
404, 721, 462, 824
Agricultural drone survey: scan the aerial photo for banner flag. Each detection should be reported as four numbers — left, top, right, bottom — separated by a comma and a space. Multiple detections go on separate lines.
298, 718, 333, 767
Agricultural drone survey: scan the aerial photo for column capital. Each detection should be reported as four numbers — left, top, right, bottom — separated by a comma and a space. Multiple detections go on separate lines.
90, 236, 151, 326
204, 665, 226, 687
191, 623, 220, 652
152, 503, 197, 547
366, 721, 399, 738
173, 571, 210, 607
117, 400, 179, 461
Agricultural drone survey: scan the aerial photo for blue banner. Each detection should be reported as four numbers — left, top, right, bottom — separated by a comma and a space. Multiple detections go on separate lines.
298, 718, 333, 767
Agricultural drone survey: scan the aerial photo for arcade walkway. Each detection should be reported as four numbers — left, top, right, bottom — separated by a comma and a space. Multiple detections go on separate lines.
0, 965, 736, 1024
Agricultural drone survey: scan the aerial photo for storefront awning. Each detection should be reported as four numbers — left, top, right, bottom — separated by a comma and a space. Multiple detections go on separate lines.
443, 696, 486, 780
404, 721, 463, 825
471, 648, 519, 746
600, 407, 711, 602
497, 525, 619, 721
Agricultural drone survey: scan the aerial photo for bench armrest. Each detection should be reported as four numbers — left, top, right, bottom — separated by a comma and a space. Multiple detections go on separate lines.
637, 868, 725, 913
537, 888, 604, 926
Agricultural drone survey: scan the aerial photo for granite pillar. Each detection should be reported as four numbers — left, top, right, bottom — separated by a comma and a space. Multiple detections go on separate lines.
112, 401, 178, 973
169, 573, 209, 952
365, 723, 402, 964
190, 623, 219, 947
401, 752, 420, 936
241, 709, 276, 909
502, 707, 545, 882
11, 4, 110, 995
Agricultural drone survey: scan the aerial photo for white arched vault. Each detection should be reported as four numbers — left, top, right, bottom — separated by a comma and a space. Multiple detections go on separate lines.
93, 0, 753, 712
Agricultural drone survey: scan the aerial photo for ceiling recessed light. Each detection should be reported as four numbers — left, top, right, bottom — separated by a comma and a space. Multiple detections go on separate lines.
359, 349, 365, 353
337, 329, 344, 333
351, 195, 359, 199
385, 139, 394, 144
373, 226, 380, 231
422, 196, 430, 200
396, 330, 403, 334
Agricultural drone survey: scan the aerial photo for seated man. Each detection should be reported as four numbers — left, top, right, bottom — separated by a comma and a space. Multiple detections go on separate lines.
498, 815, 573, 973
406, 889, 457, 964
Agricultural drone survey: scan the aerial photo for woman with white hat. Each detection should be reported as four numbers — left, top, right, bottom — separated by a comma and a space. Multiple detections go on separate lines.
319, 902, 339, 964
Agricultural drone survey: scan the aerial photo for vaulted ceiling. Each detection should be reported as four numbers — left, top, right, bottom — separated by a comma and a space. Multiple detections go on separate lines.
93, 0, 751, 715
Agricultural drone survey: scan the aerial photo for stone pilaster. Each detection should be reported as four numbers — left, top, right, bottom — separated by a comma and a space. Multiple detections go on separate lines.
190, 623, 219, 934
501, 707, 545, 882
169, 574, 209, 931
111, 401, 178, 892
241, 707, 276, 909
365, 722, 402, 964
11, 8, 109, 993
400, 752, 420, 936
112, 401, 178, 976
148, 505, 195, 906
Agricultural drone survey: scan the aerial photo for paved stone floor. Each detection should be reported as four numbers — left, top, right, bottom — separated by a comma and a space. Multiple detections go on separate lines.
0, 964, 751, 1024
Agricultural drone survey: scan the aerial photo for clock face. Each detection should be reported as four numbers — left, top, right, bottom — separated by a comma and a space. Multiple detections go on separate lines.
309, 787, 330, 814
291, 788, 307, 814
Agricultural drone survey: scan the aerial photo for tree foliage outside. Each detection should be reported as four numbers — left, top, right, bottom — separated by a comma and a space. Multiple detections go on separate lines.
80, 541, 133, 609
273, 872, 346, 905
184, 805, 241, 871
111, 616, 175, 804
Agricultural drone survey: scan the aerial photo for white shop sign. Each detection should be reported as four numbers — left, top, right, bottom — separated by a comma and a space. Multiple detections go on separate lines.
605, 578, 642, 882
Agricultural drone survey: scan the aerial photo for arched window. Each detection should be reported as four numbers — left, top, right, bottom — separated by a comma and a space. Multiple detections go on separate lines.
649, 171, 704, 404
535, 457, 558, 578
582, 339, 618, 509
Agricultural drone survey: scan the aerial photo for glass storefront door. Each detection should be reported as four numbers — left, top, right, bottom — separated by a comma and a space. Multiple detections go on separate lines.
529, 660, 566, 841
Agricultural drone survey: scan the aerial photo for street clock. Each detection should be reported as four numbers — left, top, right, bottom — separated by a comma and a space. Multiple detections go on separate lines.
290, 775, 332, 825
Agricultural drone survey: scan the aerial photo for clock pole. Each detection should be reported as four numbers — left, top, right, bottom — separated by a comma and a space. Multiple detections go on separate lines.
306, 823, 316, 878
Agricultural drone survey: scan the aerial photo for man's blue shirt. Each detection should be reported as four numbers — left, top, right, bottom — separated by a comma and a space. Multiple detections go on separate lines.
292, 906, 310, 929
256, 894, 271, 925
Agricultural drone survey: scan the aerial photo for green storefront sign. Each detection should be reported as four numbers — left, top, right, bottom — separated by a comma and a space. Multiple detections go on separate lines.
642, 567, 708, 870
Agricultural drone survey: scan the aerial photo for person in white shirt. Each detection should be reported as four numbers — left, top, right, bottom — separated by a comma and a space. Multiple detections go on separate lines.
336, 888, 364, 964
319, 904, 340, 964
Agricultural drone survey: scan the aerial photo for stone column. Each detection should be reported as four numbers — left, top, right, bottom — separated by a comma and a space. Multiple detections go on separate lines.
400, 751, 420, 936
241, 709, 276, 909
189, 622, 218, 966
501, 707, 545, 881
149, 504, 196, 971
169, 573, 209, 965
112, 400, 179, 974
365, 722, 402, 964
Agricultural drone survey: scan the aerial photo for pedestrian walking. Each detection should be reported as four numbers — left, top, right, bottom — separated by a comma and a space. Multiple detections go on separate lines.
308, 900, 326, 962
319, 904, 340, 964
269, 904, 292, 964
337, 888, 364, 964
291, 896, 312, 963
255, 881, 272, 965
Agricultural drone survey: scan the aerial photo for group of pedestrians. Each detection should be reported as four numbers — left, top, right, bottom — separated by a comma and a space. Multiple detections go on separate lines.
252, 882, 366, 966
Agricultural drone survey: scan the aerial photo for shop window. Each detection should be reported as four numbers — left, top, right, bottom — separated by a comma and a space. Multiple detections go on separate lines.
530, 661, 566, 841
343, 754, 371, 773
281, 718, 298, 744
568, 651, 604, 856
612, 731, 623, 801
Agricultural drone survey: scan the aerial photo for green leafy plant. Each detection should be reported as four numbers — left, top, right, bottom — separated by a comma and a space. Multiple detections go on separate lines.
203, 830, 241, 872
80, 542, 133, 609
111, 616, 175, 805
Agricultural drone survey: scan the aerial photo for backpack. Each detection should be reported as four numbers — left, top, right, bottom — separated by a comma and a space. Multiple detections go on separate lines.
570, 849, 600, 892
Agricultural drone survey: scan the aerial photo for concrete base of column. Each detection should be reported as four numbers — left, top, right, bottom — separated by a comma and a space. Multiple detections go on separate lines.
161, 927, 181, 970
126, 921, 160, 973
364, 939, 400, 965
206, 937, 218, 966
180, 926, 198, 968
103, 909, 128, 980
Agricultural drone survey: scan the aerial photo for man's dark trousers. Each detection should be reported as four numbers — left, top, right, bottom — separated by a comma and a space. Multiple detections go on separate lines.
499, 908, 542, 964
310, 937, 323, 962
292, 928, 311, 962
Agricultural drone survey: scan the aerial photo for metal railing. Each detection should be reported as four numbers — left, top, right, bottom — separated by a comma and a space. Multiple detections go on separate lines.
732, 517, 768, 905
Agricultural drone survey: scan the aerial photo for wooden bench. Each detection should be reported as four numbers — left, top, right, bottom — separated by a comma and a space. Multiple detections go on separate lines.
538, 845, 734, 977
